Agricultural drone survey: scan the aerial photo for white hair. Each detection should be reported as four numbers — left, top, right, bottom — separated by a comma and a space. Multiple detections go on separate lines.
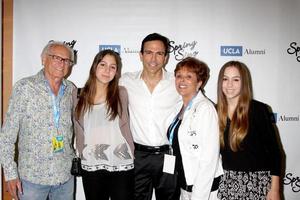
41, 40, 75, 62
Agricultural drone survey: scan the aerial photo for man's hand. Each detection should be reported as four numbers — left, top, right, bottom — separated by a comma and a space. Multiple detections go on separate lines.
6, 178, 22, 200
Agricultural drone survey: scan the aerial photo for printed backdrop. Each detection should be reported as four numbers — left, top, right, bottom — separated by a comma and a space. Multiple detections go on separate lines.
11, 0, 300, 199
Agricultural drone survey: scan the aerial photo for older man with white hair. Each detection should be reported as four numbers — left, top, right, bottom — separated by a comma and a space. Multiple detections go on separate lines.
0, 41, 77, 200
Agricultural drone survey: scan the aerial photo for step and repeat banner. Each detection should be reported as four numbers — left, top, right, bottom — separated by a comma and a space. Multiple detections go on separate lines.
11, 0, 300, 199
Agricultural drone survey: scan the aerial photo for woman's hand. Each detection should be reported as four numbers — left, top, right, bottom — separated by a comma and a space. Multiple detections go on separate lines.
266, 176, 281, 200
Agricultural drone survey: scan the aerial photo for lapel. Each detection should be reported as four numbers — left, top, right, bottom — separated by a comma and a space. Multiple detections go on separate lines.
181, 92, 203, 124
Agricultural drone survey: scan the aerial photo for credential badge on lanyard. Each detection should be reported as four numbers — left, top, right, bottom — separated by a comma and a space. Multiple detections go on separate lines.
48, 82, 65, 153
168, 92, 198, 149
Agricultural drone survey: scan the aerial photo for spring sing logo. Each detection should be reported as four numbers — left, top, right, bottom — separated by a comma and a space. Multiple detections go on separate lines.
284, 172, 300, 193
287, 42, 300, 62
169, 40, 199, 61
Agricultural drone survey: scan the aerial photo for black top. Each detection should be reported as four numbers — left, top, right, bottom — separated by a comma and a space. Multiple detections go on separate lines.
167, 117, 188, 188
221, 100, 282, 176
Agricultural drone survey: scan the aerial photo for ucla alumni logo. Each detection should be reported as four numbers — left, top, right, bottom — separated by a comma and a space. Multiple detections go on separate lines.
220, 46, 243, 56
272, 112, 299, 123
99, 45, 121, 54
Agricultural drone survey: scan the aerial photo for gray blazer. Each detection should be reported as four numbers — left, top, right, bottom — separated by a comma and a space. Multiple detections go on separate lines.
73, 86, 134, 157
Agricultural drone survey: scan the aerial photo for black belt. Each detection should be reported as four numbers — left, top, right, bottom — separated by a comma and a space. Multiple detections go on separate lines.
182, 176, 221, 192
134, 143, 170, 154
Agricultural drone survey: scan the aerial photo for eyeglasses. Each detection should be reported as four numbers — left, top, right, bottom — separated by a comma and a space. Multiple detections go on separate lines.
48, 54, 74, 66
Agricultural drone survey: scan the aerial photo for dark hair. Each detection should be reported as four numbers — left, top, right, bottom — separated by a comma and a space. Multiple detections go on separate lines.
140, 33, 170, 55
75, 49, 122, 120
174, 57, 210, 93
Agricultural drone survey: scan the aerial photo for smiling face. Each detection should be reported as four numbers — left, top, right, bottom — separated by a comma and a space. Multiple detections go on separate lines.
42, 45, 72, 82
175, 67, 202, 105
95, 54, 117, 86
139, 40, 168, 75
222, 66, 242, 103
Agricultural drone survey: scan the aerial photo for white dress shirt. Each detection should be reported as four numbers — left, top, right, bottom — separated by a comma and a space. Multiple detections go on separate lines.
120, 70, 181, 146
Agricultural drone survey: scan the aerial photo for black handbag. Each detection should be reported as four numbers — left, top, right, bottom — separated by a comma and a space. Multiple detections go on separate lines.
71, 157, 82, 176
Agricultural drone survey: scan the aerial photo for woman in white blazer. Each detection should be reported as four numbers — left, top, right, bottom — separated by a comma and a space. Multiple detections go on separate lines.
166, 57, 223, 200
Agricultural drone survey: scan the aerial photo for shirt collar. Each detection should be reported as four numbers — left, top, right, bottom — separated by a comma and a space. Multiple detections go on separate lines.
137, 69, 170, 81
36, 69, 66, 87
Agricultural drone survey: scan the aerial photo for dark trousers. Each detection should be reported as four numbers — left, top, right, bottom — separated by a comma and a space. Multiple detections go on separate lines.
134, 150, 177, 200
82, 169, 134, 200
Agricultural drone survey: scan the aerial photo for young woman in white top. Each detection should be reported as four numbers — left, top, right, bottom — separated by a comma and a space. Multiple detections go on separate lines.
74, 50, 134, 200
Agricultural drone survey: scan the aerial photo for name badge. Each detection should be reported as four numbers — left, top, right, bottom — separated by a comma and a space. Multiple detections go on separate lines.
52, 135, 64, 153
163, 154, 176, 174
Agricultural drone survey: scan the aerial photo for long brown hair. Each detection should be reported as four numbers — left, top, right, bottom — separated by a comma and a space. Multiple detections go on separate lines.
75, 50, 122, 120
217, 61, 252, 151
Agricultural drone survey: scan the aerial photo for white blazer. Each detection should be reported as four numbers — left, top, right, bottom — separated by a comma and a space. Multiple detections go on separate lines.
166, 91, 223, 200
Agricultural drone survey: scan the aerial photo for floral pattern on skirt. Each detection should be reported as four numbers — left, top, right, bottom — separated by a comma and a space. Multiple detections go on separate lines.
217, 170, 271, 200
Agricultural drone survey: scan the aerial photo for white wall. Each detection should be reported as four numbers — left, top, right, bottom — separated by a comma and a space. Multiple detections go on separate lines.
11, 0, 300, 199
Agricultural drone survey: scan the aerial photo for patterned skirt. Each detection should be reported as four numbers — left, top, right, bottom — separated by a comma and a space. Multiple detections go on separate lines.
217, 170, 271, 200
